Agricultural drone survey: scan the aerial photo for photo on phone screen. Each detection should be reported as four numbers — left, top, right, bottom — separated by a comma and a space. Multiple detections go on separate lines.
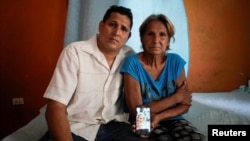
136, 105, 151, 135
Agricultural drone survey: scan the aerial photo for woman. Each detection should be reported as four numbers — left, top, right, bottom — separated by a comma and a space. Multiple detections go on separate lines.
120, 14, 205, 141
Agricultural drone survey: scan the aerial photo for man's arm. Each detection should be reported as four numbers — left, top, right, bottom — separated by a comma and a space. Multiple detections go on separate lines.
45, 99, 73, 141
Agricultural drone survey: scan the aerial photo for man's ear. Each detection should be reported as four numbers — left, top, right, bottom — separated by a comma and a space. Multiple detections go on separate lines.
98, 21, 103, 32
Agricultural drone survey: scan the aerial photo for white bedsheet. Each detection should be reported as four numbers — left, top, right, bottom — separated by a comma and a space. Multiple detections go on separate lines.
2, 91, 250, 141
1, 106, 47, 141
184, 91, 250, 140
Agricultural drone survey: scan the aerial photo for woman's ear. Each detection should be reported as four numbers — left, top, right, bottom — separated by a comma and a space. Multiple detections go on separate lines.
128, 32, 131, 39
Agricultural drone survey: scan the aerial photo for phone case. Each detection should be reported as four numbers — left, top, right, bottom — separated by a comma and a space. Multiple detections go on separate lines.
135, 105, 151, 135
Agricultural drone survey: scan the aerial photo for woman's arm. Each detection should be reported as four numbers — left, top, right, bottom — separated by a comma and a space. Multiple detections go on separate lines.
150, 70, 192, 127
151, 104, 190, 128
124, 73, 152, 138
146, 70, 191, 114
123, 69, 192, 127
123, 73, 143, 123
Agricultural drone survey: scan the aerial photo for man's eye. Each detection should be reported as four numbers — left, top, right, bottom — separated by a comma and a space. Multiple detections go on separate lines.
109, 23, 116, 27
146, 32, 154, 36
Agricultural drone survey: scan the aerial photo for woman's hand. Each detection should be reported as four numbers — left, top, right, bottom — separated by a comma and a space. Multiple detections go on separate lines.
150, 113, 160, 130
131, 123, 150, 138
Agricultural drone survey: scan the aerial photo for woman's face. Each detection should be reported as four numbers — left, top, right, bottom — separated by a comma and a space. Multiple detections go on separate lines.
136, 114, 144, 126
137, 114, 144, 122
141, 20, 169, 55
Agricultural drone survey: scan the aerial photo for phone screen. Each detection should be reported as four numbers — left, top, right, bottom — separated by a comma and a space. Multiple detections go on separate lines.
136, 105, 151, 135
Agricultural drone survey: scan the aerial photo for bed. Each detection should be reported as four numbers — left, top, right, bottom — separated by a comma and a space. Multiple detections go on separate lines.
2, 89, 250, 141
184, 90, 250, 140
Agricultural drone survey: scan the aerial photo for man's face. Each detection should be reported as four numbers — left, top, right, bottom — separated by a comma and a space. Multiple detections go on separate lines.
98, 12, 131, 54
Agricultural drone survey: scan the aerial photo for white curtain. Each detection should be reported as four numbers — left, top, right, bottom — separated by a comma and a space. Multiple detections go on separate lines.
64, 0, 189, 75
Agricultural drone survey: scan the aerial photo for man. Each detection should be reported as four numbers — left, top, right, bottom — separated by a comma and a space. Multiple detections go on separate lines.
41, 5, 145, 141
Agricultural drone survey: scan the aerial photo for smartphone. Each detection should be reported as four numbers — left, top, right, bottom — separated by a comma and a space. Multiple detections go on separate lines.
135, 105, 151, 135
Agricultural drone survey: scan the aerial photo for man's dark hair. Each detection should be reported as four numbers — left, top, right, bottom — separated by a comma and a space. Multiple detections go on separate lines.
102, 5, 133, 30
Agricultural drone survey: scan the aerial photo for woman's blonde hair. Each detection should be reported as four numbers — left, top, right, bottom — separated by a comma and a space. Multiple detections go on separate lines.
139, 14, 175, 50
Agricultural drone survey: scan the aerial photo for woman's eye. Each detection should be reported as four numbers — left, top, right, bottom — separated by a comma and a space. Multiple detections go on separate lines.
121, 27, 129, 32
160, 32, 167, 37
